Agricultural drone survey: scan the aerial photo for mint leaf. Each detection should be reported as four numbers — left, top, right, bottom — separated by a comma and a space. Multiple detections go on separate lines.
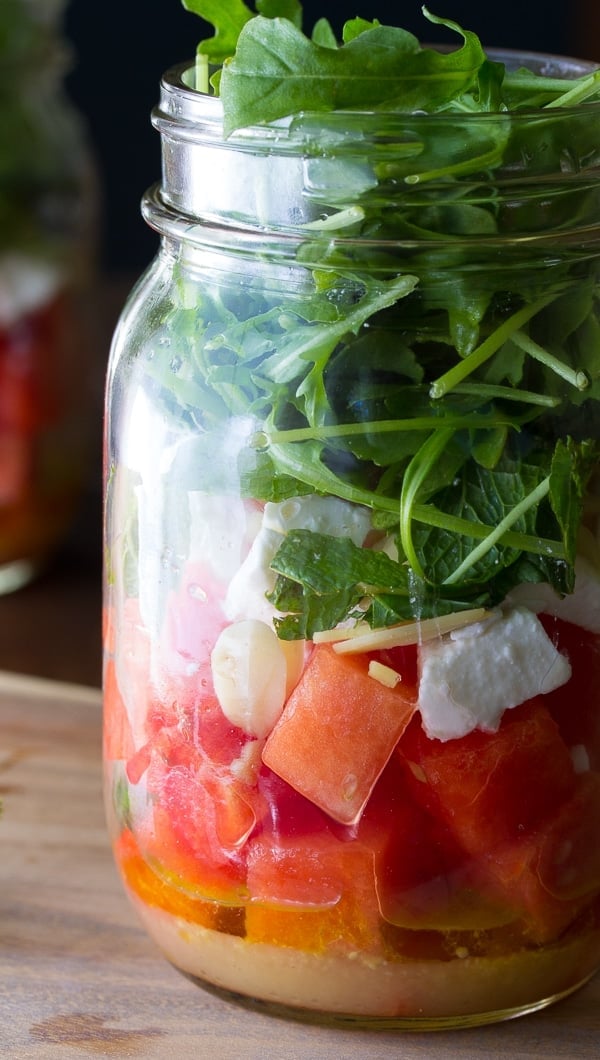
269, 528, 410, 638
268, 528, 492, 637
549, 438, 599, 566
270, 576, 361, 639
272, 528, 408, 594
410, 447, 561, 589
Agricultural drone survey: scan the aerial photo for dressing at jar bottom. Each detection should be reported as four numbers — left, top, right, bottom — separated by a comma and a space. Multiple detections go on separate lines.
126, 893, 600, 1027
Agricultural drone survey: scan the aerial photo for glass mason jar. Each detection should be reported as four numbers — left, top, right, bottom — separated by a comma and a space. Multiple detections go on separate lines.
0, 0, 97, 592
103, 51, 600, 1028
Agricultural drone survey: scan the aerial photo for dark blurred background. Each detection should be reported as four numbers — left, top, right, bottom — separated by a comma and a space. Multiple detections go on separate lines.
63, 0, 599, 279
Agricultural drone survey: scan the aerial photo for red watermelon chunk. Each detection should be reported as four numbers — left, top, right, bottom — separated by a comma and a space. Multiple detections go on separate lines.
359, 755, 515, 931
262, 644, 417, 825
397, 699, 578, 849
395, 699, 600, 940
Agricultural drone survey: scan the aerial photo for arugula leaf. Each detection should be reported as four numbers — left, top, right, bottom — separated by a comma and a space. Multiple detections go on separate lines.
182, 2, 599, 131
182, 0, 253, 64
218, 14, 485, 133
260, 275, 418, 428
311, 18, 337, 48
183, 0, 302, 67
341, 17, 381, 44
257, 0, 303, 25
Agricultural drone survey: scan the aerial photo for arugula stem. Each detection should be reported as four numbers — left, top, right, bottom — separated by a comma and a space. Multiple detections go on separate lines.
511, 330, 589, 390
268, 440, 566, 562
504, 73, 596, 97
260, 274, 418, 386
412, 502, 566, 559
452, 382, 559, 407
303, 206, 365, 230
442, 476, 551, 585
429, 295, 555, 399
404, 144, 504, 185
400, 428, 456, 579
194, 51, 210, 94
266, 411, 518, 445
543, 70, 600, 109
269, 441, 399, 512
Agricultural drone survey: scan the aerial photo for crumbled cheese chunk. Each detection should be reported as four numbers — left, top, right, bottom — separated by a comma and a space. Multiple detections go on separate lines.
188, 492, 261, 584
224, 495, 371, 624
417, 606, 571, 741
224, 527, 283, 625
504, 555, 600, 633
262, 495, 371, 542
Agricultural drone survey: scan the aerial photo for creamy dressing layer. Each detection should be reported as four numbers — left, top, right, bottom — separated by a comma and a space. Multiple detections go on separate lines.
130, 894, 600, 1023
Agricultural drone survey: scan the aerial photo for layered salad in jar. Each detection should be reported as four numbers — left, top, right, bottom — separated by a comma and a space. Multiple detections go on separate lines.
103, 3, 600, 1024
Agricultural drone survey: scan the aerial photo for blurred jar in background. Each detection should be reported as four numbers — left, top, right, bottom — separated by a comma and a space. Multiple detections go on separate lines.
0, 0, 98, 593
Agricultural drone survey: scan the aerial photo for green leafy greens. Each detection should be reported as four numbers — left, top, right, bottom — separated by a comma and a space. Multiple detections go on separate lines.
183, 2, 600, 131
155, 1, 600, 637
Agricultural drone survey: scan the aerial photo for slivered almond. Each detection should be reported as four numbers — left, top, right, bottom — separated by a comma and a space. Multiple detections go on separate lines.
332, 608, 490, 654
313, 623, 371, 644
368, 660, 402, 688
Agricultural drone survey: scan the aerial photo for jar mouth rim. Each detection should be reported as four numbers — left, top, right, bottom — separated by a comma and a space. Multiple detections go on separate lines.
157, 48, 600, 141
152, 47, 600, 241
143, 181, 600, 254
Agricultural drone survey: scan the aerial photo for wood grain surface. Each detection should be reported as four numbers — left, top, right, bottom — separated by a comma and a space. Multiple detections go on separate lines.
1, 669, 599, 1059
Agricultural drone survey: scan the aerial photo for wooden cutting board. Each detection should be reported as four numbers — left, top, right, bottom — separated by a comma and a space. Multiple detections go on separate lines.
1, 669, 599, 1059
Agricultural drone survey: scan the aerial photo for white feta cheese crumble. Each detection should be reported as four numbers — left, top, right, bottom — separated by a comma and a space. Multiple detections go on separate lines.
417, 606, 571, 741
504, 555, 600, 634
187, 492, 260, 584
224, 495, 371, 624
261, 495, 371, 543
224, 527, 283, 625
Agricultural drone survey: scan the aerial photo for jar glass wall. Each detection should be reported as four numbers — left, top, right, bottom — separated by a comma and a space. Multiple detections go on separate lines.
0, 0, 98, 592
103, 51, 600, 1028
